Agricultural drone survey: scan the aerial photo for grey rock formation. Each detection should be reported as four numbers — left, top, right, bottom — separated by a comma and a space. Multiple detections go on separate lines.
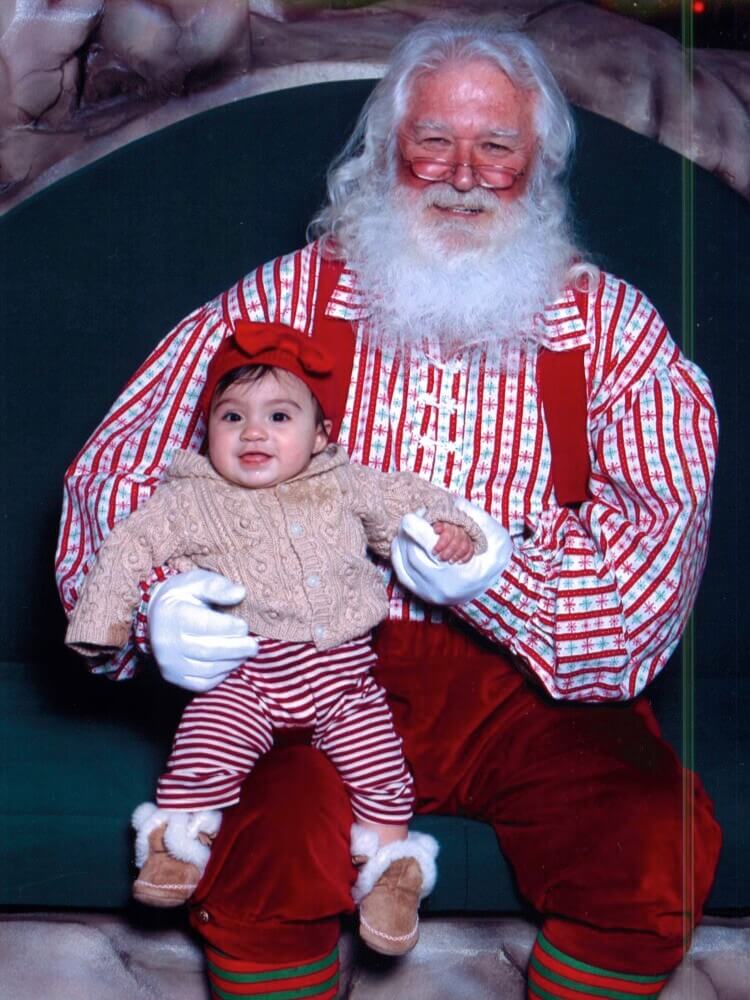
0, 1, 747, 213
0, 1, 746, 212
0, 0, 252, 204
522, 2, 750, 198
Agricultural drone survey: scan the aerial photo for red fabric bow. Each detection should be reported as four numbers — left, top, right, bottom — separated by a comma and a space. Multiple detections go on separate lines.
234, 323, 334, 375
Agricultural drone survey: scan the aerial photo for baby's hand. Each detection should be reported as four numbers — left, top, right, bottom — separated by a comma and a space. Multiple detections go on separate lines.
432, 522, 475, 563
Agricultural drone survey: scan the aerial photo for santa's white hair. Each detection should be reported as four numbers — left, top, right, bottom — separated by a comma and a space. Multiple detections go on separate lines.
307, 21, 598, 351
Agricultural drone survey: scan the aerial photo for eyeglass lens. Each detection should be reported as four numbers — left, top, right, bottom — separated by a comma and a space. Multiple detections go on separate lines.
409, 158, 518, 189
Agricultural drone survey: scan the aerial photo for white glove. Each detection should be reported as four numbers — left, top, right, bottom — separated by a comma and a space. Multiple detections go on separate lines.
390, 498, 514, 606
147, 570, 259, 692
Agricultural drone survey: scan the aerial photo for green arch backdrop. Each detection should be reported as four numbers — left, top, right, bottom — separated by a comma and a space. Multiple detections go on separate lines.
0, 80, 747, 911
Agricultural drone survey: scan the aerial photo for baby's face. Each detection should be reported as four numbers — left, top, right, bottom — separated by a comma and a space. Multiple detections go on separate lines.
208, 370, 330, 489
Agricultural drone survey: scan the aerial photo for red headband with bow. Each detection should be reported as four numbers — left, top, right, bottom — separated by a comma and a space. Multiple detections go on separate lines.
200, 320, 341, 432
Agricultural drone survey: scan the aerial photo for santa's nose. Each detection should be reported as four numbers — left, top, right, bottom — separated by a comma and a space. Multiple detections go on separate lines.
450, 162, 479, 191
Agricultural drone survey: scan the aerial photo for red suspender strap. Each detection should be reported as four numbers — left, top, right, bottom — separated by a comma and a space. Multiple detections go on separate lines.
313, 253, 347, 322
536, 287, 591, 507
311, 254, 355, 444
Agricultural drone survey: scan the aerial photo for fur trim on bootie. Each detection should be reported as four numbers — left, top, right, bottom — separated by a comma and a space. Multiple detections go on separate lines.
131, 802, 223, 908
132, 802, 222, 874
350, 824, 439, 904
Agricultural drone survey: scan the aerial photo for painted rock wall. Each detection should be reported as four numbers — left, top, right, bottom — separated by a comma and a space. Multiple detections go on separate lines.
0, 0, 747, 211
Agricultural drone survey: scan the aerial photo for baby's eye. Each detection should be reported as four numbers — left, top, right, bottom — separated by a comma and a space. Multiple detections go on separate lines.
271, 411, 290, 422
221, 411, 242, 422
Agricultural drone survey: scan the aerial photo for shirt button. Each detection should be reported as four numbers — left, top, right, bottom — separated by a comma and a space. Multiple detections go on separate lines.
196, 909, 210, 923
290, 522, 304, 537
306, 574, 320, 588
313, 624, 326, 639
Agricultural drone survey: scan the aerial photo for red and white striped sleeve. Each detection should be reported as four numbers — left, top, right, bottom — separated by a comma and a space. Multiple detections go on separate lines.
55, 296, 230, 676
457, 276, 718, 702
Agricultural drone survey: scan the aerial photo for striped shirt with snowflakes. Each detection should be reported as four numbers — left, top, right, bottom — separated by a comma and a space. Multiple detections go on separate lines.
55, 242, 717, 701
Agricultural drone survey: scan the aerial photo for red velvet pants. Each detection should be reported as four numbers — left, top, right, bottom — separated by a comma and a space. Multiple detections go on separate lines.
189, 618, 721, 976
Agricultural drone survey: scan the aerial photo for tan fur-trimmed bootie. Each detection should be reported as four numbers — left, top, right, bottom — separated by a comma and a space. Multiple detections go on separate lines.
131, 802, 222, 908
351, 825, 439, 956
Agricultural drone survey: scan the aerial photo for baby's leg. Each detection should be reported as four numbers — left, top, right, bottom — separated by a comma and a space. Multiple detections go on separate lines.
313, 672, 438, 955
158, 671, 274, 811
313, 673, 414, 826
133, 671, 274, 907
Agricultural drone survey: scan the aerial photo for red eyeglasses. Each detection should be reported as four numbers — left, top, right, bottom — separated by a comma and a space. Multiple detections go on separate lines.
401, 155, 524, 190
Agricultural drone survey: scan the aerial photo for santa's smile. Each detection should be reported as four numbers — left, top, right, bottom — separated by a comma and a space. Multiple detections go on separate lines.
440, 205, 482, 214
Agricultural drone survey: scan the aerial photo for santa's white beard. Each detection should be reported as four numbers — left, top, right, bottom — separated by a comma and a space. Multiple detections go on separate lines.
343, 182, 575, 355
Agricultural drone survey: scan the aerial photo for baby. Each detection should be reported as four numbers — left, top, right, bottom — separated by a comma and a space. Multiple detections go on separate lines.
66, 320, 487, 955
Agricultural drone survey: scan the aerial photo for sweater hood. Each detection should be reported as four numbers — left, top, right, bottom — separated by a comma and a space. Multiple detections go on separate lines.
164, 444, 349, 487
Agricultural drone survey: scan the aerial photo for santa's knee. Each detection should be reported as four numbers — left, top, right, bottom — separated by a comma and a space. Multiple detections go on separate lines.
222, 745, 353, 858
190, 746, 355, 926
631, 771, 719, 935
563, 767, 720, 964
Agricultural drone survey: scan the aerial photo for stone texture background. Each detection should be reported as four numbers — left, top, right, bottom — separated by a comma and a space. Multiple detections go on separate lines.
1, 913, 749, 999
0, 0, 747, 213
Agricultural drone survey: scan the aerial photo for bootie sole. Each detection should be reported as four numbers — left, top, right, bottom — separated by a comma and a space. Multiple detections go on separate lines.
359, 912, 419, 956
132, 878, 197, 908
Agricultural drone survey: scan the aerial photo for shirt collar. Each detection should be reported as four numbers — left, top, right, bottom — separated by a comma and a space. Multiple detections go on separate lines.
323, 264, 372, 321
325, 265, 589, 350
537, 286, 589, 351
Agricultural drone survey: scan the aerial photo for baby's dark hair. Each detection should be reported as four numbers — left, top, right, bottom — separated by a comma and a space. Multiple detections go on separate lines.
213, 364, 327, 428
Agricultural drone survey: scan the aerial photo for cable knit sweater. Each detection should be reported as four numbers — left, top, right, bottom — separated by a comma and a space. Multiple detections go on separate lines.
66, 444, 485, 653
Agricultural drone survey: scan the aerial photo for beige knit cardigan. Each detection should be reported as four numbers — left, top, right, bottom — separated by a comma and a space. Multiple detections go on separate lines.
66, 445, 485, 653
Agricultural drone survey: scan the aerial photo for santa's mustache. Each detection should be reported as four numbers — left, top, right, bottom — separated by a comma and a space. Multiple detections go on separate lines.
420, 183, 500, 214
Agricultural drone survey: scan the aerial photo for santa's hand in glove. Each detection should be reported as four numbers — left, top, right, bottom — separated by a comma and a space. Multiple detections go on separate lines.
148, 569, 259, 692
391, 499, 513, 606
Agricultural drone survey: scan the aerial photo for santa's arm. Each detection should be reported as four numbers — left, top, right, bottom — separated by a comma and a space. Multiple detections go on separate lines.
55, 297, 231, 676
454, 285, 717, 702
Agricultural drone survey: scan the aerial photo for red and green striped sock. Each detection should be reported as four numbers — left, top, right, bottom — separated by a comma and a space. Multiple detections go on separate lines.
528, 932, 670, 1000
205, 944, 339, 999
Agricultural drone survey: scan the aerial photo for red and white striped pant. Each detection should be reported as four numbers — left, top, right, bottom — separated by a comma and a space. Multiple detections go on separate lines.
156, 635, 414, 824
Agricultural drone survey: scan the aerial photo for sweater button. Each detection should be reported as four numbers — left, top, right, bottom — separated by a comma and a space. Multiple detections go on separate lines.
290, 522, 304, 536
196, 909, 210, 923
278, 483, 290, 494
313, 624, 326, 640
306, 574, 320, 588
